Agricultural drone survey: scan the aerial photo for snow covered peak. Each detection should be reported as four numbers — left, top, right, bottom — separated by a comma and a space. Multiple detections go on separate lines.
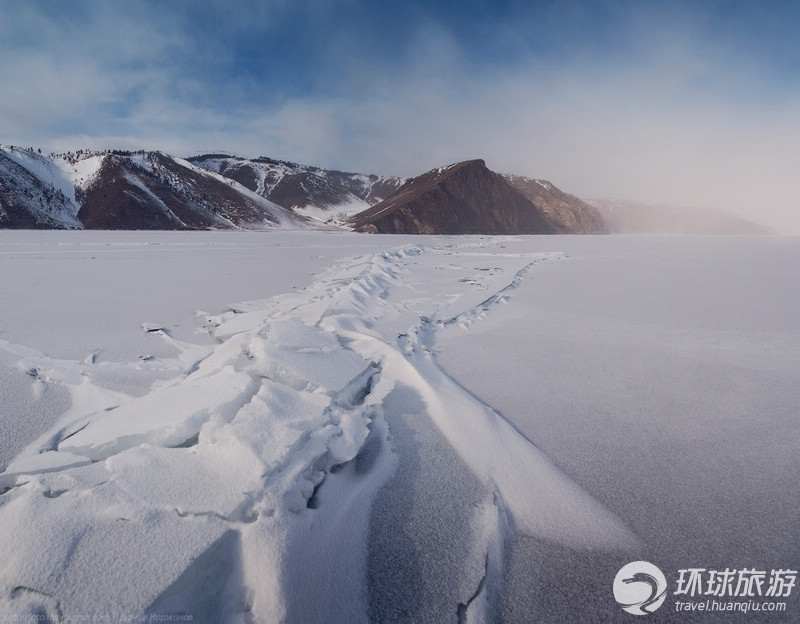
187, 154, 406, 222
0, 147, 316, 230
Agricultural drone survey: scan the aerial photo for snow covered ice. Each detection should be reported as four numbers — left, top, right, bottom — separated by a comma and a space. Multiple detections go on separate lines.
0, 231, 798, 622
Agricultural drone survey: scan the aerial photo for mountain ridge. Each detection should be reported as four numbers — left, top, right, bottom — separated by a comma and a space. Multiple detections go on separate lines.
0, 144, 771, 234
503, 174, 608, 234
186, 153, 406, 222
349, 159, 573, 235
0, 146, 311, 230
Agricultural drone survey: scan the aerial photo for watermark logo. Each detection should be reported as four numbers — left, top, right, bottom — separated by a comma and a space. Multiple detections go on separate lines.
613, 561, 668, 615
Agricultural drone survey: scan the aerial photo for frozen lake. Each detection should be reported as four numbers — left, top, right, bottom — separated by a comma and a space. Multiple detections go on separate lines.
0, 231, 798, 621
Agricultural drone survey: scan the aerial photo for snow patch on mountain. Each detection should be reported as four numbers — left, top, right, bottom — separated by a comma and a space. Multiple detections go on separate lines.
293, 197, 372, 223
188, 154, 406, 223
0, 145, 82, 228
56, 154, 105, 190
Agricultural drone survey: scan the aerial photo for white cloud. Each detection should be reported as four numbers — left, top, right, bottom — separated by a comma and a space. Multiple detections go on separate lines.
243, 16, 800, 234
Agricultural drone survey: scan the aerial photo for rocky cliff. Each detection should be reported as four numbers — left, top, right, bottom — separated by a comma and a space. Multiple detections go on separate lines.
503, 175, 607, 234
350, 160, 560, 235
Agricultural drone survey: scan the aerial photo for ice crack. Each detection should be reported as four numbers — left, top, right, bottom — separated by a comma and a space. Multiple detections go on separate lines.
0, 239, 625, 621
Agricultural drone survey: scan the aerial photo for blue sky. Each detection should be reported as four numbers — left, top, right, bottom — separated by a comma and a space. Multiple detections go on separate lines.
2, 0, 800, 232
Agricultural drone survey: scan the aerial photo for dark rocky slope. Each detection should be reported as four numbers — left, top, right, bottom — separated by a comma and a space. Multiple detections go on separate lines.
77, 152, 296, 230
349, 160, 561, 235
0, 146, 304, 230
503, 175, 607, 234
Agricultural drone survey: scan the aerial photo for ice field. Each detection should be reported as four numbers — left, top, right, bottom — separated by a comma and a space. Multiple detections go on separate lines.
0, 231, 798, 622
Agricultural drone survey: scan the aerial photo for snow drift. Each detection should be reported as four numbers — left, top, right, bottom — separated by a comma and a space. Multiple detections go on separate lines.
0, 237, 637, 622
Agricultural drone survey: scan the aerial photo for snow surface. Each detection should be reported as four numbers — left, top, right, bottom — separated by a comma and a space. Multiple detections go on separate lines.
0, 231, 798, 622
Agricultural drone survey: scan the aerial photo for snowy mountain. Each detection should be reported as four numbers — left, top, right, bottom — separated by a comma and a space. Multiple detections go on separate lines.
9, 147, 604, 234
187, 154, 406, 223
76, 151, 303, 230
349, 159, 564, 235
0, 147, 82, 229
0, 146, 307, 230
8, 143, 768, 235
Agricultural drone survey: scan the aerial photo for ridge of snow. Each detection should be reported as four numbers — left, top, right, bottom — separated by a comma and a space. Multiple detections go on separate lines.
0, 238, 635, 620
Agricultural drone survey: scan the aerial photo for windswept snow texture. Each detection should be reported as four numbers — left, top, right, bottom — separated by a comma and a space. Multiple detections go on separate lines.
1, 232, 798, 622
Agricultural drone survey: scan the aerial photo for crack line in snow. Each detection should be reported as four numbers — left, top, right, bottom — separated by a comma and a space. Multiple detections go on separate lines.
0, 239, 635, 621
